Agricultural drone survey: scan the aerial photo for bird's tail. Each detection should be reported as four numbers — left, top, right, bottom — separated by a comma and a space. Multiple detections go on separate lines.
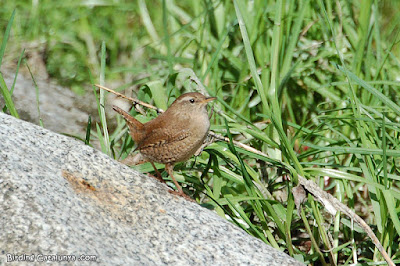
113, 106, 145, 143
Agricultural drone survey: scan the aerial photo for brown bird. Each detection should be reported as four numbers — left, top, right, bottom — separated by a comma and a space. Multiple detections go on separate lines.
113, 92, 216, 199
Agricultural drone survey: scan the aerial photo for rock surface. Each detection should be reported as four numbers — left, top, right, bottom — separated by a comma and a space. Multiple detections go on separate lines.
0, 113, 303, 265
1, 69, 98, 138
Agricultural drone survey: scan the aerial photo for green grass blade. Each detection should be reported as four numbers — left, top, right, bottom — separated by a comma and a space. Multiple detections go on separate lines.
382, 113, 388, 189
225, 197, 270, 244
26, 63, 43, 127
146, 80, 167, 110
0, 72, 19, 118
304, 142, 400, 157
10, 49, 25, 94
85, 115, 92, 145
382, 190, 400, 236
162, 0, 173, 73
0, 9, 15, 67
336, 64, 400, 116
99, 41, 111, 156
138, 0, 159, 43
233, 0, 269, 113
96, 123, 106, 152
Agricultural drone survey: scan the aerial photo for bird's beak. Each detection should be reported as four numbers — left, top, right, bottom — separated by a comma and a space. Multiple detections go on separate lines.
201, 97, 217, 104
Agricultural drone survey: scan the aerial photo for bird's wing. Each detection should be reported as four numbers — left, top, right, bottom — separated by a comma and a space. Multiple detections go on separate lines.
136, 128, 190, 152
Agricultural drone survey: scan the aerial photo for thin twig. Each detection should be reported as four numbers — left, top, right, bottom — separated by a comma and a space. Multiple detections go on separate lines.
97, 83, 394, 266
94, 84, 164, 113
208, 131, 272, 160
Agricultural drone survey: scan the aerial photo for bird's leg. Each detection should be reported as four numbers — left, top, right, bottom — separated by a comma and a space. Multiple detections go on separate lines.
150, 161, 165, 183
165, 164, 183, 194
165, 164, 194, 201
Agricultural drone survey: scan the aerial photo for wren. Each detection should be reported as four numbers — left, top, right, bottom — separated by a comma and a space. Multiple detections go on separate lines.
113, 92, 216, 200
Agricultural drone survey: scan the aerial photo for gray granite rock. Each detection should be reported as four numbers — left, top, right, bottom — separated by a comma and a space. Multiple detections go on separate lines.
1, 69, 97, 137
0, 113, 303, 266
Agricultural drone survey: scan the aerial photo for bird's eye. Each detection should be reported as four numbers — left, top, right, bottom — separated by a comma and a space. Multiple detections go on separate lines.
189, 98, 195, 103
